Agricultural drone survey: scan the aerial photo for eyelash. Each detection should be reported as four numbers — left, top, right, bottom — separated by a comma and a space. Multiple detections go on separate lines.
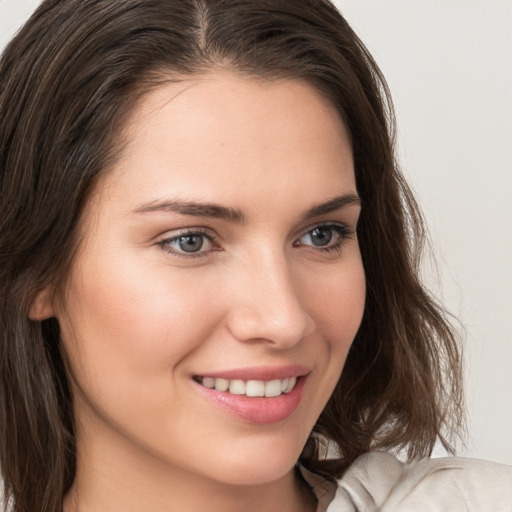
294, 222, 355, 256
158, 228, 217, 259
157, 223, 355, 259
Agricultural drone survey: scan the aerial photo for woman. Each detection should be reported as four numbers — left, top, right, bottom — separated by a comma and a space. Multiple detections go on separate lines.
0, 1, 510, 511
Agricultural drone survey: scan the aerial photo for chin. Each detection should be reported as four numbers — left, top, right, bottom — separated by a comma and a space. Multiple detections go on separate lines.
212, 461, 297, 487
200, 437, 305, 486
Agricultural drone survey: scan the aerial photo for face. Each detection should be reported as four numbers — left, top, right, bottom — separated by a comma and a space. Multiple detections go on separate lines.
53, 73, 365, 487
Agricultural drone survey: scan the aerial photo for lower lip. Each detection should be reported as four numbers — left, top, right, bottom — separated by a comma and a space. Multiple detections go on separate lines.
194, 377, 306, 424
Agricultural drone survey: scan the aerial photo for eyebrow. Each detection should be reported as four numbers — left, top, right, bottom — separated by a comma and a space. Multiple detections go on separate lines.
131, 193, 360, 223
300, 193, 361, 221
132, 199, 246, 223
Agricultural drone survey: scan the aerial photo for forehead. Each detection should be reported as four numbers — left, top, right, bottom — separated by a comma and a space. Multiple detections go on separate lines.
90, 72, 355, 220
124, 72, 348, 150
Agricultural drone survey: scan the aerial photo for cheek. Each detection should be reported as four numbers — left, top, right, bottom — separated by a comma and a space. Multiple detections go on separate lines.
291, 255, 365, 424
303, 253, 365, 389
305, 259, 366, 348
57, 254, 222, 396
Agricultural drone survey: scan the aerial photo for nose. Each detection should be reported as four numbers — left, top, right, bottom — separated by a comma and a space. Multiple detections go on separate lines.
225, 250, 313, 348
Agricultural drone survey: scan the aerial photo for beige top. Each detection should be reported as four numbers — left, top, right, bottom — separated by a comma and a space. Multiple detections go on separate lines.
300, 452, 512, 511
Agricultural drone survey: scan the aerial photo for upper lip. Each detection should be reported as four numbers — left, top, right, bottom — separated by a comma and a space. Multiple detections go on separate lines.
194, 364, 311, 381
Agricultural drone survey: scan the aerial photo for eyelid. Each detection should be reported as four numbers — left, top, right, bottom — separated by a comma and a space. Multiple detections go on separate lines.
295, 221, 354, 241
293, 221, 355, 255
157, 226, 212, 241
155, 221, 355, 259
156, 227, 219, 258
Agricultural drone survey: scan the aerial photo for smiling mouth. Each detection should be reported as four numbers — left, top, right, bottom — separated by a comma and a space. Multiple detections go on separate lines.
194, 376, 298, 397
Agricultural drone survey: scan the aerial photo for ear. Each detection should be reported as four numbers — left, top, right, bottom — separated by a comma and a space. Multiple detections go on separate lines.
28, 287, 55, 321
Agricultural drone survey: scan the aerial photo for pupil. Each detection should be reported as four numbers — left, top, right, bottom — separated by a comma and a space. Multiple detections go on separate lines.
179, 234, 203, 252
311, 227, 332, 246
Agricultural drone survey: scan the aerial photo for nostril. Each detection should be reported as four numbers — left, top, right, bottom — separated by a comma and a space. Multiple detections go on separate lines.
225, 309, 310, 348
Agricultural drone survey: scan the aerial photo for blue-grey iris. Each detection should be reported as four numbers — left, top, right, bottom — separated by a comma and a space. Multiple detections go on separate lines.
179, 234, 204, 252
310, 227, 332, 246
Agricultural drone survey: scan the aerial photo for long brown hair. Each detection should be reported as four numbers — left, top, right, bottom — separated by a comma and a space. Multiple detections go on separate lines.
0, 1, 463, 510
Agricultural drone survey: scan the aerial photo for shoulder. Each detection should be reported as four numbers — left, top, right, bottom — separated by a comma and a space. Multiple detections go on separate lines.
302, 452, 512, 512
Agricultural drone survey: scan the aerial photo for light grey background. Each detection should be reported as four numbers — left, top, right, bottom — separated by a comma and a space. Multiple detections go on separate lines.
1, 0, 511, 465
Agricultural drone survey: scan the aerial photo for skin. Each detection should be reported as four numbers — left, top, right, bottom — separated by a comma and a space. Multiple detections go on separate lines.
34, 72, 366, 511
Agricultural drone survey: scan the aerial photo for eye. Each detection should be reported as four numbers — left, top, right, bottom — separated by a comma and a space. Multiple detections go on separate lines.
158, 229, 216, 257
295, 223, 353, 253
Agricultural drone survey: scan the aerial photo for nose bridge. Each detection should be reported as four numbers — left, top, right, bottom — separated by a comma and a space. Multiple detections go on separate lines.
226, 244, 311, 347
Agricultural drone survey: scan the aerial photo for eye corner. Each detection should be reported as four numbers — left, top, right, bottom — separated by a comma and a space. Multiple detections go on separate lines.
293, 221, 355, 255
156, 227, 220, 259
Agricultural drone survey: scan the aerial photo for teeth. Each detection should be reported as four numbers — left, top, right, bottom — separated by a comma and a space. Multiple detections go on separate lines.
202, 377, 215, 389
200, 376, 299, 397
228, 379, 245, 395
246, 380, 265, 397
285, 376, 296, 393
214, 378, 229, 392
265, 379, 282, 397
